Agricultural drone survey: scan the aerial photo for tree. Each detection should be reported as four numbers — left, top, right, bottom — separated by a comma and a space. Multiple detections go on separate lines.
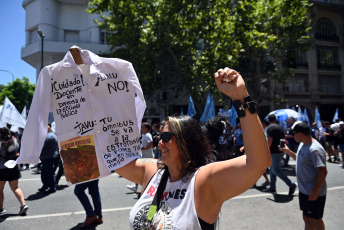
0, 77, 36, 112
88, 0, 311, 115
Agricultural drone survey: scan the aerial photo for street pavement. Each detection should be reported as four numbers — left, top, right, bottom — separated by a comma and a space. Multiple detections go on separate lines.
0, 158, 343, 230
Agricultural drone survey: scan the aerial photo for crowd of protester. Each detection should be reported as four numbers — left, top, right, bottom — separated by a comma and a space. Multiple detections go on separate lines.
1, 103, 340, 230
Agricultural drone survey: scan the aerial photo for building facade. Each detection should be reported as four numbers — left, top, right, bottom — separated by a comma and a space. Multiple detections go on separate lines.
21, 0, 344, 123
21, 0, 110, 75
273, 0, 344, 122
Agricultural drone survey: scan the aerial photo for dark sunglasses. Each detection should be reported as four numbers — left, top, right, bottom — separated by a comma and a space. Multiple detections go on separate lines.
160, 132, 176, 143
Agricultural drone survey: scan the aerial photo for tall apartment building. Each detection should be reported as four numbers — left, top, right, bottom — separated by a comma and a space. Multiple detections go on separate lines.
21, 0, 344, 122
21, 0, 110, 75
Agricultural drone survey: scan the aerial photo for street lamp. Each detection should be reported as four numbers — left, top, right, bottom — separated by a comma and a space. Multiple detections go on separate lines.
0, 69, 14, 83
37, 30, 45, 70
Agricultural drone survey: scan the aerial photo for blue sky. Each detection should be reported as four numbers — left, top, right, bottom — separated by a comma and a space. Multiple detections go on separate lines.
0, 1, 36, 86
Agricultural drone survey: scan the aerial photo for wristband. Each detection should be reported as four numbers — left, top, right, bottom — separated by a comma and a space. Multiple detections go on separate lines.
232, 96, 257, 118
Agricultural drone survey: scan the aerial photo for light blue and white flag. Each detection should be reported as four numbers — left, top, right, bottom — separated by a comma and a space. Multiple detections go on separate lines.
229, 105, 238, 127
200, 93, 215, 124
303, 108, 310, 126
314, 107, 321, 128
333, 108, 339, 122
187, 96, 196, 117
297, 107, 304, 121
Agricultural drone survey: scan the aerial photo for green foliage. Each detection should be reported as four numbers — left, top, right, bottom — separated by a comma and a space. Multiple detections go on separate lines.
0, 77, 36, 112
88, 0, 311, 110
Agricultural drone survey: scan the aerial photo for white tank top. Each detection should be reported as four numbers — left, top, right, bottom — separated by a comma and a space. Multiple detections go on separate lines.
129, 169, 206, 230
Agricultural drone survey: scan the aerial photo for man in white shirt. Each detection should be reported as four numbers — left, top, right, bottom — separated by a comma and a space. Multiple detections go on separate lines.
140, 123, 154, 158
127, 122, 153, 192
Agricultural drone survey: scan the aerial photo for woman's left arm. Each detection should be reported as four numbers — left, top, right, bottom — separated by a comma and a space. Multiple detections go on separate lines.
196, 68, 271, 204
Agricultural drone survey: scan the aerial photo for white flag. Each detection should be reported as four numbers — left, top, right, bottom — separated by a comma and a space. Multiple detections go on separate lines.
10, 106, 27, 132
21, 106, 27, 120
0, 97, 26, 128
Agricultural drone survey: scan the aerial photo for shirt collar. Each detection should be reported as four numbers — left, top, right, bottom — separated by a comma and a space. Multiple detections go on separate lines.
61, 46, 103, 67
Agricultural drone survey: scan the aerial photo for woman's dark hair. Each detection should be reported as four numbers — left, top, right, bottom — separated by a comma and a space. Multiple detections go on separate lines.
160, 115, 213, 178
0, 127, 14, 149
203, 116, 233, 149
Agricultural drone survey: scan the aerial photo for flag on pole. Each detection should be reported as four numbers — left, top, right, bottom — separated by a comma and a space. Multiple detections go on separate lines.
200, 93, 215, 124
297, 107, 304, 121
291, 106, 296, 111
332, 108, 339, 122
303, 108, 310, 126
21, 106, 27, 120
187, 96, 196, 117
10, 106, 27, 132
314, 107, 321, 129
229, 105, 238, 127
0, 97, 26, 128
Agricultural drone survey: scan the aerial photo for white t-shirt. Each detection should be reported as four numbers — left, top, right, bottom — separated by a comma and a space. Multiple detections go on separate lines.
141, 133, 153, 158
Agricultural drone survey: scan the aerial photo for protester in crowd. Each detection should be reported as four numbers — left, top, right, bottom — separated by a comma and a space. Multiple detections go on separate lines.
263, 114, 297, 195
280, 122, 327, 230
322, 121, 338, 162
127, 122, 154, 193
311, 122, 319, 140
0, 127, 28, 215
54, 154, 64, 186
331, 119, 341, 163
202, 115, 233, 161
74, 179, 103, 229
283, 117, 299, 169
18, 128, 29, 171
38, 125, 58, 194
116, 67, 271, 229
151, 124, 161, 159
233, 123, 244, 158
334, 121, 344, 168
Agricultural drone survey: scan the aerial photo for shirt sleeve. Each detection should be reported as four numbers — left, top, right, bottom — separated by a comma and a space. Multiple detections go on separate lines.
310, 149, 326, 169
17, 67, 52, 164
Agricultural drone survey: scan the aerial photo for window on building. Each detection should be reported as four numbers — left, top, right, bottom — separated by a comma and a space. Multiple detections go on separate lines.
101, 31, 111, 44
315, 18, 339, 42
318, 75, 341, 93
284, 74, 308, 92
64, 30, 79, 42
317, 46, 340, 70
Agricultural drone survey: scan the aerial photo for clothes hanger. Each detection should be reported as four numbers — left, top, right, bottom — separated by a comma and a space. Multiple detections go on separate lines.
69, 47, 83, 65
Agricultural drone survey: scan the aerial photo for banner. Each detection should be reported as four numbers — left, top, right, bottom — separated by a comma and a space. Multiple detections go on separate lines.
200, 93, 215, 124
0, 97, 26, 128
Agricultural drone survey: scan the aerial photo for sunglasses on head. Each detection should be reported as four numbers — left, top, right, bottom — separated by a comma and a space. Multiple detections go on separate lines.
160, 132, 176, 143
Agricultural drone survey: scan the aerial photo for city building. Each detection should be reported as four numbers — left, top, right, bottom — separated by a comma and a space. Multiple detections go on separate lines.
273, 0, 344, 122
21, 0, 344, 123
21, 0, 110, 74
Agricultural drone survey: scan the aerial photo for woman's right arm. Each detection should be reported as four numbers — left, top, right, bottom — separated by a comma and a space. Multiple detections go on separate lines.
115, 158, 158, 186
